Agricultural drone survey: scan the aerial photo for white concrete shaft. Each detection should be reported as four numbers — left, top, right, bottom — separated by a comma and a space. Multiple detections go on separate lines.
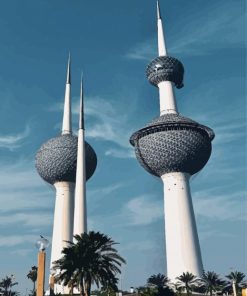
73, 129, 87, 236
50, 182, 75, 294
161, 172, 203, 282
158, 81, 178, 115
62, 83, 72, 135
158, 18, 167, 56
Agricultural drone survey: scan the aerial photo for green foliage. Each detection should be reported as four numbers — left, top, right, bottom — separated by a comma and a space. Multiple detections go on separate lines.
200, 271, 226, 296
175, 272, 198, 296
225, 271, 246, 295
52, 231, 126, 296
27, 266, 38, 293
0, 275, 18, 296
147, 274, 170, 288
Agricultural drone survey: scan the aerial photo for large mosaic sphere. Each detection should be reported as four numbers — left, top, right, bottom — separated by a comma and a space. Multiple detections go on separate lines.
130, 113, 214, 177
35, 134, 97, 184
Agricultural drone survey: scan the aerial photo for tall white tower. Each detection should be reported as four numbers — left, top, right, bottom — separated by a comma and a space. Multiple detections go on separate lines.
35, 57, 97, 293
130, 1, 215, 282
74, 77, 87, 235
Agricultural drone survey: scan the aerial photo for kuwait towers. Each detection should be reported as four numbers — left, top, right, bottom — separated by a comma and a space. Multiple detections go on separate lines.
130, 1, 215, 281
35, 56, 97, 292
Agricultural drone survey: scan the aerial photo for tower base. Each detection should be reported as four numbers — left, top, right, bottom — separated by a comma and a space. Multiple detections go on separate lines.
161, 172, 203, 282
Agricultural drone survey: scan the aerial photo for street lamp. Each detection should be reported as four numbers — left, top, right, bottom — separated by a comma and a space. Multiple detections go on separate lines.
35, 236, 49, 296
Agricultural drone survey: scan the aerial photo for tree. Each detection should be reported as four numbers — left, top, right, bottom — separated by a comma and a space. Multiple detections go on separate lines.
176, 272, 198, 296
27, 266, 38, 295
0, 275, 18, 296
225, 271, 246, 295
52, 231, 126, 296
200, 271, 226, 296
147, 274, 169, 288
146, 274, 174, 296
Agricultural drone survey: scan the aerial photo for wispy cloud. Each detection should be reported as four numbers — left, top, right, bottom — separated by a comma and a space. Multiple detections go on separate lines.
0, 235, 38, 247
0, 159, 51, 213
122, 195, 163, 226
0, 212, 52, 227
194, 189, 247, 221
0, 125, 30, 150
10, 248, 32, 257
49, 95, 136, 158
126, 0, 245, 60
120, 240, 155, 252
105, 148, 135, 159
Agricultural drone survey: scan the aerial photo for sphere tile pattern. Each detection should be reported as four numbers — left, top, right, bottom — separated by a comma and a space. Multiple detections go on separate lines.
36, 134, 97, 184
146, 56, 184, 88
130, 113, 214, 176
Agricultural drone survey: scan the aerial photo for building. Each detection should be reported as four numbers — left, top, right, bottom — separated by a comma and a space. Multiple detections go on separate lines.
130, 1, 215, 282
35, 56, 97, 293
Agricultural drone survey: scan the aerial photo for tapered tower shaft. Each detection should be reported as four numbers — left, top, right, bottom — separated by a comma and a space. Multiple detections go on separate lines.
162, 173, 203, 281
74, 77, 87, 235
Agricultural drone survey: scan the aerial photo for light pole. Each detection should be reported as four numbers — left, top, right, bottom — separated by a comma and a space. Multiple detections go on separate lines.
35, 236, 49, 296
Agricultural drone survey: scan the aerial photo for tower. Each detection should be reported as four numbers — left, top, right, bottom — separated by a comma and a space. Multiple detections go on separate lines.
35, 56, 97, 293
130, 1, 215, 281
73, 76, 87, 235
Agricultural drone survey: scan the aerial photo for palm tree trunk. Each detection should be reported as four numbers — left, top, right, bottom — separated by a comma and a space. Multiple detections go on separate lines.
80, 279, 85, 296
84, 279, 91, 296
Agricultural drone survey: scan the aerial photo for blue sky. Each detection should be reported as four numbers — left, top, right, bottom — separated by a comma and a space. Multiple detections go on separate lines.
0, 0, 246, 294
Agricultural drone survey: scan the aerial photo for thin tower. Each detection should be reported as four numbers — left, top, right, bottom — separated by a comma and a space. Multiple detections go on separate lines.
74, 76, 87, 235
35, 56, 97, 293
130, 1, 215, 281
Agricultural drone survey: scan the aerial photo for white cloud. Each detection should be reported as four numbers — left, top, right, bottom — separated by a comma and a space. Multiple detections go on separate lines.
49, 95, 136, 158
0, 159, 52, 213
10, 248, 32, 257
120, 240, 155, 252
193, 189, 247, 221
0, 235, 38, 247
0, 125, 30, 150
105, 148, 135, 159
123, 195, 163, 226
0, 212, 52, 227
213, 121, 246, 145
126, 1, 244, 60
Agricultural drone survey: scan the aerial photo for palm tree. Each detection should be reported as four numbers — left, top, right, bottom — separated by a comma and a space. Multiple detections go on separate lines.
52, 231, 126, 296
200, 271, 226, 296
225, 271, 246, 295
0, 275, 18, 296
147, 274, 169, 288
176, 272, 198, 296
27, 266, 38, 295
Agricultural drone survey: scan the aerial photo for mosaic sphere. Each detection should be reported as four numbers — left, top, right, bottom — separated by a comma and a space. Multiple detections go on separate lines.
35, 134, 97, 184
130, 113, 214, 177
146, 56, 184, 88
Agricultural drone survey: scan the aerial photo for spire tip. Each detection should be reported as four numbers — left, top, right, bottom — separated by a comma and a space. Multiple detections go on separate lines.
66, 53, 71, 84
157, 0, 162, 20
79, 72, 84, 130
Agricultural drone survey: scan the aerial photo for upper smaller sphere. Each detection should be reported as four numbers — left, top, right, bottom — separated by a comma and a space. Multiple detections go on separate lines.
146, 56, 184, 88
35, 134, 97, 185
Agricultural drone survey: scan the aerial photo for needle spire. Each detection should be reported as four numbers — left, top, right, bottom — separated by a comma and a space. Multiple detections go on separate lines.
62, 53, 72, 135
157, 0, 167, 56
79, 73, 84, 130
